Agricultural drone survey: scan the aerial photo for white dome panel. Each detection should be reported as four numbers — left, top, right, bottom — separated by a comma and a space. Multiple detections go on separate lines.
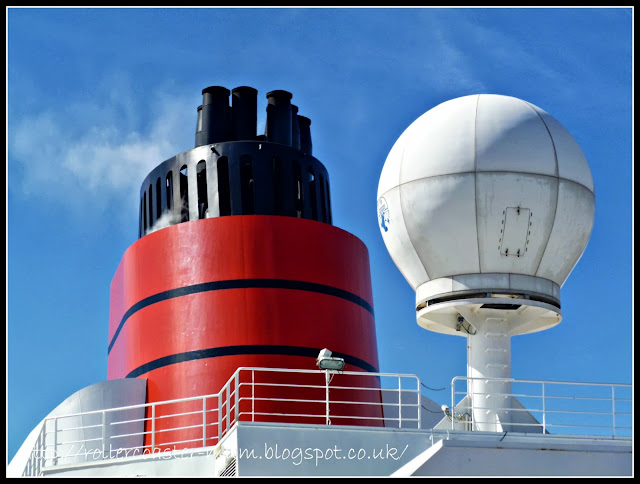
508, 274, 557, 298
417, 277, 455, 300
527, 103, 595, 192
377, 186, 429, 289
475, 95, 557, 176
451, 273, 510, 292
475, 172, 558, 275
399, 174, 479, 279
536, 180, 595, 285
416, 273, 560, 307
377, 119, 420, 197
399, 95, 477, 183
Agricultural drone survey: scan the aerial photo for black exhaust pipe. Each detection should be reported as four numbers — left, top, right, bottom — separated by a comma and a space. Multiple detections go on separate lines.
232, 86, 258, 141
291, 104, 301, 151
298, 115, 312, 156
265, 90, 292, 146
196, 86, 231, 146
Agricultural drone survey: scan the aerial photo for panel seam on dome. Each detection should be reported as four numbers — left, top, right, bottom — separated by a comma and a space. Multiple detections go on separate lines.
524, 101, 560, 277
399, 137, 432, 281
474, 94, 482, 274
389, 171, 592, 194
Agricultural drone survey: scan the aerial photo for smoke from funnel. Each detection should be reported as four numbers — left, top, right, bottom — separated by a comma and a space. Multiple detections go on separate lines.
145, 197, 185, 235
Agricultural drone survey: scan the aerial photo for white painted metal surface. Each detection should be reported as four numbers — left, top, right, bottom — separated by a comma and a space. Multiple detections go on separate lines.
377, 94, 596, 432
377, 94, 595, 335
466, 319, 512, 432
42, 420, 632, 477
8, 379, 147, 477
391, 432, 631, 476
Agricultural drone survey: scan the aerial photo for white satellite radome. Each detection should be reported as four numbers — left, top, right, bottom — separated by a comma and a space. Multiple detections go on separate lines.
377, 94, 595, 432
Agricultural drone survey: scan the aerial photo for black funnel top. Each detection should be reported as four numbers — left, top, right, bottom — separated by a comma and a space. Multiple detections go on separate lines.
140, 85, 331, 239
195, 86, 313, 152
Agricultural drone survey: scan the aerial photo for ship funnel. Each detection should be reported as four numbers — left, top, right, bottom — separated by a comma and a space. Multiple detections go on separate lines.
116, 85, 381, 452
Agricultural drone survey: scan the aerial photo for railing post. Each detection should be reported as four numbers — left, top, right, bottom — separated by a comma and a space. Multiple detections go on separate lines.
541, 383, 546, 434
611, 385, 616, 438
398, 376, 402, 429
36, 427, 42, 475
226, 384, 231, 431
251, 369, 255, 422
234, 370, 239, 423
52, 417, 58, 466
40, 425, 46, 471
218, 387, 223, 439
101, 411, 107, 460
325, 370, 330, 425
203, 396, 208, 447
151, 404, 156, 451
451, 378, 455, 431
416, 377, 421, 429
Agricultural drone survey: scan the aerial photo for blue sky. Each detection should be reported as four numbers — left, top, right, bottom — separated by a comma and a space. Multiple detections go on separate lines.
7, 7, 633, 462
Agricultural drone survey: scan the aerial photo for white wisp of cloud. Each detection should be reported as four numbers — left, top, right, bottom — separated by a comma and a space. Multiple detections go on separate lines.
9, 81, 196, 230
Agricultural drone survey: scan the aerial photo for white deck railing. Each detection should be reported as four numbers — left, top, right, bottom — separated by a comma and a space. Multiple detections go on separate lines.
450, 376, 632, 437
23, 368, 420, 475
22, 369, 631, 475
